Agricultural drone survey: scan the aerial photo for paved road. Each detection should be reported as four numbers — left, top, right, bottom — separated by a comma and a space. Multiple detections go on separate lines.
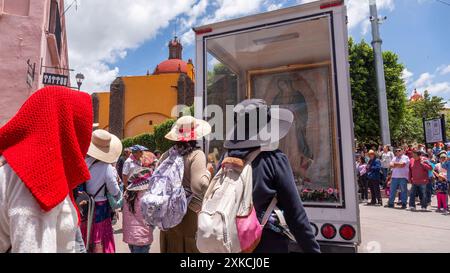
113, 198, 450, 253
359, 198, 450, 253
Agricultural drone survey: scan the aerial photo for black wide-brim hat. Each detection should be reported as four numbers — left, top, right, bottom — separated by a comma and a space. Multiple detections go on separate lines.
224, 99, 294, 150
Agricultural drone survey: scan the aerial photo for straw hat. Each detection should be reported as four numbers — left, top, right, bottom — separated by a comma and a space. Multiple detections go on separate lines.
87, 129, 122, 163
165, 115, 211, 142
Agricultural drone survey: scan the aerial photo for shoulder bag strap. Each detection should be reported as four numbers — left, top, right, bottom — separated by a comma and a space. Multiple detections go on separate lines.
261, 196, 278, 226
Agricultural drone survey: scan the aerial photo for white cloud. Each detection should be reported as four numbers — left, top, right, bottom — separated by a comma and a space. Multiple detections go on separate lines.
437, 64, 450, 76
402, 68, 413, 85
267, 3, 283, 11
426, 82, 450, 96
408, 68, 450, 99
179, 0, 267, 46
413, 72, 434, 88
66, 0, 197, 92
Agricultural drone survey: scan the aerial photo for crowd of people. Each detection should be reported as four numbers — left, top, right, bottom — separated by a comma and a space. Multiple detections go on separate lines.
355, 143, 449, 213
0, 86, 320, 253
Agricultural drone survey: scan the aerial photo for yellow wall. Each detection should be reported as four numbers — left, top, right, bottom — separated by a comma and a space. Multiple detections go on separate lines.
122, 74, 179, 137
96, 92, 110, 130
94, 73, 184, 139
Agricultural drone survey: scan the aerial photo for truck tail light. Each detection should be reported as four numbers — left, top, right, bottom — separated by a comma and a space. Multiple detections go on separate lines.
320, 0, 344, 9
321, 223, 337, 239
339, 225, 356, 241
194, 27, 213, 35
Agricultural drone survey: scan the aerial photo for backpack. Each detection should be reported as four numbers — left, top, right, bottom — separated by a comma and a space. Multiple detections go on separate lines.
140, 147, 190, 231
73, 160, 104, 222
196, 149, 279, 253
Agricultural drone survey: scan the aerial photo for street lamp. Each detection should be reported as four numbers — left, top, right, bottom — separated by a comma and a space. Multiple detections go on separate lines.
75, 73, 85, 90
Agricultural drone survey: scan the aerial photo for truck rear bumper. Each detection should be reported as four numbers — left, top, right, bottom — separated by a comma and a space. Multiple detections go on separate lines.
289, 241, 358, 253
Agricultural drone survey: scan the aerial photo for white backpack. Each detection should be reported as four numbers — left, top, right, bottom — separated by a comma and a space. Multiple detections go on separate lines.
196, 150, 276, 253
140, 147, 191, 231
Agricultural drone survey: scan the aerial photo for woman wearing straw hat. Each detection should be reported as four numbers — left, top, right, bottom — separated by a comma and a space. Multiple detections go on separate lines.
80, 129, 123, 253
159, 115, 214, 253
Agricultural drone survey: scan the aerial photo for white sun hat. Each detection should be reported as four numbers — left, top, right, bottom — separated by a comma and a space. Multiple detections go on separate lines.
165, 115, 211, 142
87, 129, 122, 163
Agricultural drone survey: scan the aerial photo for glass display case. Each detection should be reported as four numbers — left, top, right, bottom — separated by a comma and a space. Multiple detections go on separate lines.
204, 14, 343, 206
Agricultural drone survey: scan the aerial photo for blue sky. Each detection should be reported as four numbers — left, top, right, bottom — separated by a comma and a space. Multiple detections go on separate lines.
65, 0, 450, 103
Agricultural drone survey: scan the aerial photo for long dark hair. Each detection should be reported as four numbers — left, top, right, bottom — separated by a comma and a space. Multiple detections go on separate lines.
174, 141, 199, 156
125, 191, 138, 214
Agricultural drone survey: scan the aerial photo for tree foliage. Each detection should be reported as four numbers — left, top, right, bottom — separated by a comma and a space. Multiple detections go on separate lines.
153, 119, 175, 153
349, 38, 407, 145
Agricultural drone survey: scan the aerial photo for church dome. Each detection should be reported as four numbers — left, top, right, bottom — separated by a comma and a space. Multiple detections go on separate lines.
154, 59, 188, 74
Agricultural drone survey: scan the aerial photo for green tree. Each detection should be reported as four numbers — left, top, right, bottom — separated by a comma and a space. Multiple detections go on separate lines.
349, 38, 407, 145
133, 133, 156, 151
153, 119, 175, 153
408, 90, 446, 119
121, 137, 135, 148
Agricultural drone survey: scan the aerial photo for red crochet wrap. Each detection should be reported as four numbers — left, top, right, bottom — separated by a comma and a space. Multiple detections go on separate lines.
0, 86, 93, 212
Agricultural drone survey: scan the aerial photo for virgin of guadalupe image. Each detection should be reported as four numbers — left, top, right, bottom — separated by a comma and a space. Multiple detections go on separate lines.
269, 76, 316, 180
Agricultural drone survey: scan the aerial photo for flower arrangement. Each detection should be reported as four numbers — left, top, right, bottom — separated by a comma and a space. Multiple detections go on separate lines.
300, 187, 339, 202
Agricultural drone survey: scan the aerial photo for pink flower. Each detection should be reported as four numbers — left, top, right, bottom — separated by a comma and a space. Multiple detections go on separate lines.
327, 188, 334, 195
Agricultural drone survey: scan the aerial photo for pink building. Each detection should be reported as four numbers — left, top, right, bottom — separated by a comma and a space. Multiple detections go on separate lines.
0, 0, 70, 125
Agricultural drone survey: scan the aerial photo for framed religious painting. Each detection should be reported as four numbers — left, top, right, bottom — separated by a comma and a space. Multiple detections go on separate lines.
247, 61, 342, 206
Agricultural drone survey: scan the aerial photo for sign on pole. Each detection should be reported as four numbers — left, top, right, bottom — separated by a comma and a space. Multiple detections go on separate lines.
42, 72, 69, 87
423, 117, 444, 144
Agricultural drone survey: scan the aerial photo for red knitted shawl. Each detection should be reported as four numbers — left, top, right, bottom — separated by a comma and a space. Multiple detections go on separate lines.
0, 86, 93, 211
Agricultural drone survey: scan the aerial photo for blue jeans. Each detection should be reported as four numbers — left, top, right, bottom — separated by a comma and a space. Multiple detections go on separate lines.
409, 184, 427, 208
381, 168, 389, 186
128, 244, 150, 253
426, 179, 433, 204
389, 178, 408, 206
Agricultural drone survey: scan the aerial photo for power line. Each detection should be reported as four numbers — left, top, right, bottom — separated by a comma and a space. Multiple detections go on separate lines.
436, 0, 450, 7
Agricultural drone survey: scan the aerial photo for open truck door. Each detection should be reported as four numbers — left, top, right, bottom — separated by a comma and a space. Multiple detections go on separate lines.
193, 0, 360, 252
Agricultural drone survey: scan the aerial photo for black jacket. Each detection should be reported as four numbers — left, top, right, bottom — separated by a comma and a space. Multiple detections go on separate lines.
219, 148, 321, 253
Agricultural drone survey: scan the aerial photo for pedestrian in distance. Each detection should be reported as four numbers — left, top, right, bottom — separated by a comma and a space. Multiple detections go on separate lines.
0, 86, 93, 253
408, 150, 433, 211
366, 150, 383, 206
116, 147, 131, 182
387, 148, 410, 209
380, 145, 394, 189
357, 156, 369, 202
122, 145, 148, 187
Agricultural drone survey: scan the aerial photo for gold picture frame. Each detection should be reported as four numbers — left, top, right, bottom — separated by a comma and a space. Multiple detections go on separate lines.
246, 61, 342, 204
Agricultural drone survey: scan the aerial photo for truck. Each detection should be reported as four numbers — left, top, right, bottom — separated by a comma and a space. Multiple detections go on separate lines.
192, 0, 360, 252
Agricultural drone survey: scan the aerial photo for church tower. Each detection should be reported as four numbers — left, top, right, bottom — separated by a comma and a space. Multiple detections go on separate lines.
168, 36, 183, 60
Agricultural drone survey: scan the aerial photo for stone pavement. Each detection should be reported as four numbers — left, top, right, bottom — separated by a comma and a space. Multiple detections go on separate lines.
113, 197, 450, 253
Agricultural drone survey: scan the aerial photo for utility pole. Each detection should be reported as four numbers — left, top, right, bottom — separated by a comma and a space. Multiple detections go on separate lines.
369, 0, 391, 146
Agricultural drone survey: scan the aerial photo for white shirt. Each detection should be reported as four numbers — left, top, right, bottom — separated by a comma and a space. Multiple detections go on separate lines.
0, 157, 78, 253
381, 151, 395, 168
122, 156, 141, 177
85, 157, 120, 202
390, 155, 410, 180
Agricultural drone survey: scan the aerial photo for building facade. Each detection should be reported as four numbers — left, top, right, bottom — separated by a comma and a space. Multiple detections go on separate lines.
0, 0, 70, 125
92, 37, 195, 139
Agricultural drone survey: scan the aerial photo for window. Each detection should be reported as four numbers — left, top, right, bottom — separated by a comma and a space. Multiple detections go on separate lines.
48, 0, 62, 56
4, 0, 30, 16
